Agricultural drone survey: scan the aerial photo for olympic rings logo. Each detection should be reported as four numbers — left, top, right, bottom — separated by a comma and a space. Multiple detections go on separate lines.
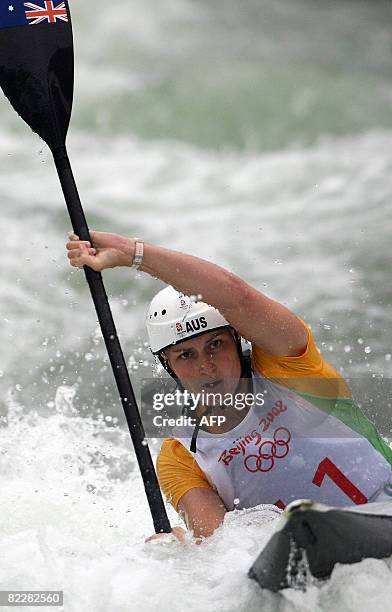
244, 427, 291, 473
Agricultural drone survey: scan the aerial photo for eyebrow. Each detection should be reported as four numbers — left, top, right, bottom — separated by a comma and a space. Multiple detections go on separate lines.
169, 330, 225, 354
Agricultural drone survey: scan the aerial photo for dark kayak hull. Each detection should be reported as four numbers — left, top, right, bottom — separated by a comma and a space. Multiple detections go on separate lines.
249, 500, 392, 592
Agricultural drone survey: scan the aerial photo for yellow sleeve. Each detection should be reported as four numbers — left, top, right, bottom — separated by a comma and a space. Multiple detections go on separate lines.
156, 438, 214, 512
251, 320, 352, 398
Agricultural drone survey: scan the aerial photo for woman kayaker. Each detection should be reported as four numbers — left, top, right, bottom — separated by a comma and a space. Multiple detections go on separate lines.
66, 231, 392, 543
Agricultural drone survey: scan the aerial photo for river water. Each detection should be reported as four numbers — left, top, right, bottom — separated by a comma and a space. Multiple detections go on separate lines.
0, 0, 392, 610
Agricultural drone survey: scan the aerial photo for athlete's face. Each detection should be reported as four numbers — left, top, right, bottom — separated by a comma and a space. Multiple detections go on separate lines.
164, 328, 242, 396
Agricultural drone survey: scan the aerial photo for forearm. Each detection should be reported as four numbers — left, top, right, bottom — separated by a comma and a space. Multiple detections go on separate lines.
138, 242, 307, 355
178, 488, 227, 539
67, 232, 308, 355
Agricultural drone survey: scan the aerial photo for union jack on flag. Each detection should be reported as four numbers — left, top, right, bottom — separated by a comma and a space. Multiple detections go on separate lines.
24, 1, 68, 25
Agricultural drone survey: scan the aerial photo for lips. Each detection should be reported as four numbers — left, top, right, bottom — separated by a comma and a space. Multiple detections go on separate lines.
202, 379, 223, 389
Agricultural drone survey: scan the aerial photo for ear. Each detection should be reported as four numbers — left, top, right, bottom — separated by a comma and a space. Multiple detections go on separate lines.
228, 326, 239, 342
160, 351, 168, 365
159, 351, 183, 386
160, 351, 172, 371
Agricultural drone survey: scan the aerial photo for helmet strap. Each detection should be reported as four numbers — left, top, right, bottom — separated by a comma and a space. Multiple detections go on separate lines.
157, 353, 185, 392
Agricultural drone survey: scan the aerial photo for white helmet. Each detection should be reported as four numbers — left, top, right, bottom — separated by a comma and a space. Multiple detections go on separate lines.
146, 286, 230, 354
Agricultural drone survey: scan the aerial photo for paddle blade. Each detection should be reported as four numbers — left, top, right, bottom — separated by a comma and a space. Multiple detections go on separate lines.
0, 1, 73, 149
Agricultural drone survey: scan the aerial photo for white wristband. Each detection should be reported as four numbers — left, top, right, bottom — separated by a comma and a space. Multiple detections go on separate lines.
132, 239, 144, 269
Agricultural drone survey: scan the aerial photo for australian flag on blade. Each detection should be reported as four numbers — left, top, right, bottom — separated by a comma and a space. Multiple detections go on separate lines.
0, 0, 68, 29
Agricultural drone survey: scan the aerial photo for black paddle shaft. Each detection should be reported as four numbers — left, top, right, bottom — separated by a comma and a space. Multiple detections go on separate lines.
53, 145, 171, 534
0, 4, 171, 534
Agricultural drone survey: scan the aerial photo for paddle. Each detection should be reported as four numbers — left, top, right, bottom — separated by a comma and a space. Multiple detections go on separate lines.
0, 1, 171, 534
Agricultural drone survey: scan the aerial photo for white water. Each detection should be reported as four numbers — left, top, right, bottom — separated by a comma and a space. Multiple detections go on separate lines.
2, 409, 392, 612
1, 0, 392, 609
1, 127, 392, 611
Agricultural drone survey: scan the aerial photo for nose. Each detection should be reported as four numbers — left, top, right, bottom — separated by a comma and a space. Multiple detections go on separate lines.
198, 354, 217, 377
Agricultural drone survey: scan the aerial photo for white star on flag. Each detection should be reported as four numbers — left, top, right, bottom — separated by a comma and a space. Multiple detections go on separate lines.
8, 5, 15, 10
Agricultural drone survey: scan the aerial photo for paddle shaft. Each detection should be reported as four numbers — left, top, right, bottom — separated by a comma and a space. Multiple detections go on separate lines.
53, 145, 171, 534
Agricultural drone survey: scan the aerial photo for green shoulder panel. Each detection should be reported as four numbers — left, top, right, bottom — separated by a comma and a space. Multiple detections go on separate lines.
296, 391, 392, 467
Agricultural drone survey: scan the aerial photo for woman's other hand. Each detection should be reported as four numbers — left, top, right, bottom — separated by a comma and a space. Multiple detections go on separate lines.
145, 526, 187, 544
